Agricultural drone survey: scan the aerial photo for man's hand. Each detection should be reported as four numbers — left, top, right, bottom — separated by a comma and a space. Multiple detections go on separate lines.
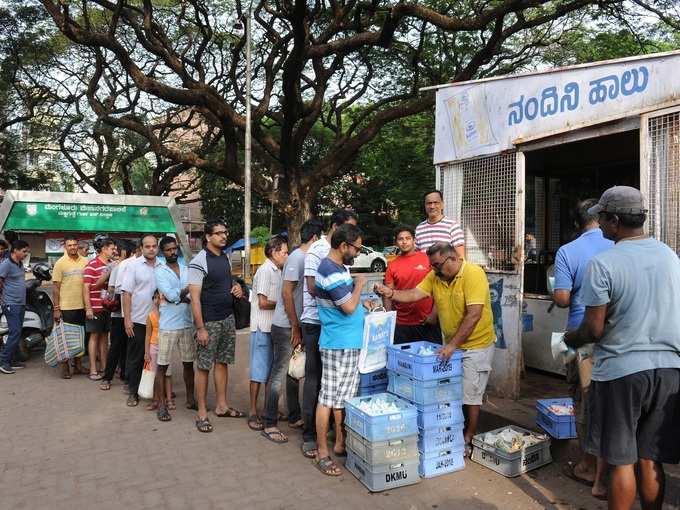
373, 283, 393, 298
196, 326, 210, 346
86, 308, 94, 320
353, 275, 367, 291
436, 343, 457, 361
291, 325, 302, 349
124, 318, 135, 338
53, 309, 62, 323
231, 283, 244, 299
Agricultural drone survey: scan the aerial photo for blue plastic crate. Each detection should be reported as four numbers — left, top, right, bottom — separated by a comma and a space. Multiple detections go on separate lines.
414, 401, 465, 430
359, 368, 388, 388
345, 393, 418, 442
358, 384, 388, 397
536, 398, 576, 439
387, 341, 463, 381
418, 425, 465, 453
388, 371, 462, 405
419, 449, 465, 478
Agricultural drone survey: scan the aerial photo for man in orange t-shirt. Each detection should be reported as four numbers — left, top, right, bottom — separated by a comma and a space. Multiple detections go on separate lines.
383, 225, 442, 344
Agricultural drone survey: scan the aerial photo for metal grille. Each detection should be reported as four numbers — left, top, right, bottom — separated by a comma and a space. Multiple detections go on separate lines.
648, 112, 680, 252
440, 152, 517, 272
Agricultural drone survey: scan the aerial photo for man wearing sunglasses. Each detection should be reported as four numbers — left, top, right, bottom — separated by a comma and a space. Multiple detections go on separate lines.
374, 241, 495, 456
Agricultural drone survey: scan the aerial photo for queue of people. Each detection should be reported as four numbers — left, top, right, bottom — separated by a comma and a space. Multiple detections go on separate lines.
1, 185, 678, 509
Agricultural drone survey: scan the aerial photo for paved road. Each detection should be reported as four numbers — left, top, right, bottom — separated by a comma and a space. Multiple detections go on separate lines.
1, 331, 677, 510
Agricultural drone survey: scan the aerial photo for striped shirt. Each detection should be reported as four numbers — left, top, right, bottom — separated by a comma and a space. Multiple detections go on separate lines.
83, 257, 109, 312
250, 258, 282, 333
415, 216, 465, 252
315, 258, 364, 350
301, 235, 330, 324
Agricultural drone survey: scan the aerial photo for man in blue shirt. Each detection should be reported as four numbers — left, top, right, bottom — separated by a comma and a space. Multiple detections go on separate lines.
553, 199, 612, 498
0, 240, 30, 374
566, 186, 680, 509
154, 236, 195, 421
314, 224, 366, 476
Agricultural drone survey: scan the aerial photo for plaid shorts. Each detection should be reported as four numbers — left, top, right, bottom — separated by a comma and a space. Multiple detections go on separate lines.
196, 315, 236, 371
318, 348, 360, 409
157, 327, 196, 366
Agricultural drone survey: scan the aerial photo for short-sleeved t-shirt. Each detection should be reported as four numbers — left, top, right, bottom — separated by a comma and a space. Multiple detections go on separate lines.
301, 236, 330, 324
272, 246, 306, 329
0, 258, 26, 306
188, 249, 234, 323
385, 251, 434, 325
120, 257, 160, 325
554, 228, 613, 329
581, 238, 680, 382
52, 254, 88, 311
417, 262, 495, 350
250, 258, 282, 333
415, 216, 465, 252
315, 258, 365, 350
83, 257, 109, 312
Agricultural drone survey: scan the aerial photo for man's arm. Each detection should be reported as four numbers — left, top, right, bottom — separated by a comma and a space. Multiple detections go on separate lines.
282, 280, 302, 347
552, 248, 573, 308
553, 290, 571, 308
258, 294, 276, 310
52, 281, 62, 321
122, 292, 134, 337
564, 305, 607, 348
382, 282, 395, 311
374, 283, 429, 304
156, 269, 181, 303
438, 304, 483, 359
454, 244, 465, 259
338, 276, 366, 315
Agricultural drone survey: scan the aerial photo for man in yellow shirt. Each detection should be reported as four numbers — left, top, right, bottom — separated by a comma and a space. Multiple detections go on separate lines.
52, 235, 89, 379
375, 242, 495, 454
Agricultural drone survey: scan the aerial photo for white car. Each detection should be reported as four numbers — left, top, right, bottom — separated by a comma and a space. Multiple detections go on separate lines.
351, 246, 388, 273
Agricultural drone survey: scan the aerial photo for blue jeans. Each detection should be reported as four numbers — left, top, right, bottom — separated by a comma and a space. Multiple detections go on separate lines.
1, 305, 25, 366
264, 325, 301, 428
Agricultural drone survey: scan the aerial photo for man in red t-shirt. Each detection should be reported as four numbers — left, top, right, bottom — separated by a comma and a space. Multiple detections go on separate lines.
383, 225, 442, 344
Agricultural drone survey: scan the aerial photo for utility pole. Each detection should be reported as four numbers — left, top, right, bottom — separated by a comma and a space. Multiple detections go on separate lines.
244, 6, 252, 281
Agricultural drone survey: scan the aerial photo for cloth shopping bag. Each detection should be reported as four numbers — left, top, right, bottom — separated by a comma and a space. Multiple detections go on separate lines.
138, 362, 156, 400
44, 321, 84, 367
358, 310, 396, 374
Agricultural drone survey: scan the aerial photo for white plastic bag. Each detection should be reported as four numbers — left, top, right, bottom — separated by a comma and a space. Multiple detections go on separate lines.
358, 310, 396, 374
138, 362, 156, 400
288, 346, 306, 380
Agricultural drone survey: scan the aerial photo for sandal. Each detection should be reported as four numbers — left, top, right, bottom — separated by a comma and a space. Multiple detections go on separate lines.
562, 461, 595, 487
146, 401, 160, 411
464, 443, 473, 458
289, 419, 304, 429
157, 407, 172, 422
302, 441, 318, 459
88, 373, 103, 381
261, 429, 288, 444
99, 380, 111, 391
167, 399, 176, 411
247, 415, 264, 431
195, 417, 213, 433
126, 395, 139, 407
216, 407, 246, 418
315, 456, 341, 476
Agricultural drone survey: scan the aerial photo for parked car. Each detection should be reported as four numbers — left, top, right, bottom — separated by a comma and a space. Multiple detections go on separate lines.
350, 246, 388, 273
383, 246, 399, 263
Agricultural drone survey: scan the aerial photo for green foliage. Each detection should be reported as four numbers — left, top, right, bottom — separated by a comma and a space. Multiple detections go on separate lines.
250, 226, 271, 246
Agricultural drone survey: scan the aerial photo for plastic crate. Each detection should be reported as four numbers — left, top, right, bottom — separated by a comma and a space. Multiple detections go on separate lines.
419, 449, 466, 478
388, 371, 462, 405
359, 368, 388, 388
470, 425, 552, 477
346, 430, 419, 466
358, 384, 388, 397
345, 449, 420, 492
345, 393, 418, 442
418, 425, 465, 453
388, 341, 463, 381
536, 398, 576, 439
414, 401, 465, 430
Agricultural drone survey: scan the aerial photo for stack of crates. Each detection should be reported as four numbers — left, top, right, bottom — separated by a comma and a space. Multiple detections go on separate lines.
344, 393, 420, 492
387, 341, 466, 478
357, 368, 388, 396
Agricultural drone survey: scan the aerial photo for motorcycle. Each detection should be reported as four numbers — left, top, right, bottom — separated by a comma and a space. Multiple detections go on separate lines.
0, 263, 54, 362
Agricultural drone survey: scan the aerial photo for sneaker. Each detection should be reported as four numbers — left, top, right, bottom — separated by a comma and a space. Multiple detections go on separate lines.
0, 365, 16, 374
11, 362, 25, 370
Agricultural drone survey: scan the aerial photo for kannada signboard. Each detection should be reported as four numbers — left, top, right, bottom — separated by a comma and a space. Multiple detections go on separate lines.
4, 202, 177, 233
434, 52, 680, 164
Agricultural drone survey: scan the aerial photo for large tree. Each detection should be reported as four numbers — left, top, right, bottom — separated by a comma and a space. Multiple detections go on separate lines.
39, 0, 631, 239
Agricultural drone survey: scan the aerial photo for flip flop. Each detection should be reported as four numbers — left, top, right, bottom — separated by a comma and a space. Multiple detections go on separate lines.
289, 419, 304, 429
216, 407, 246, 418
99, 380, 111, 390
195, 417, 213, 433
247, 415, 264, 430
562, 461, 595, 487
261, 430, 288, 444
88, 373, 103, 381
315, 456, 341, 476
157, 407, 172, 422
302, 441, 318, 459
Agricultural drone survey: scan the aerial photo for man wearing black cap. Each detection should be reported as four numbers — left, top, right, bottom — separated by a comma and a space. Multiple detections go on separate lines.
565, 186, 680, 509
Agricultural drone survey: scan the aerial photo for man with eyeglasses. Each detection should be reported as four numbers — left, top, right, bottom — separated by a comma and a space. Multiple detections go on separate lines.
188, 219, 245, 433
374, 241, 495, 456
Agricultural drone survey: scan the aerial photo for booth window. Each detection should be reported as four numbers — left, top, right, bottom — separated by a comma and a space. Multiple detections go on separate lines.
440, 152, 518, 272
647, 111, 680, 253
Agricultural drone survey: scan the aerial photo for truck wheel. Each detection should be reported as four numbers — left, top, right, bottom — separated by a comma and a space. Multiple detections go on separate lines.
16, 338, 31, 362
370, 260, 386, 273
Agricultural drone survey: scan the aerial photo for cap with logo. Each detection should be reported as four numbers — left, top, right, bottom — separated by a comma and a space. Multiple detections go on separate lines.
587, 186, 648, 216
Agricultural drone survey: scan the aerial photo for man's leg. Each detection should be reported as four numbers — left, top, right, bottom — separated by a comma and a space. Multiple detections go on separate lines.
301, 323, 322, 449
263, 326, 291, 440
593, 456, 608, 498
213, 316, 240, 416
637, 459, 665, 510
0, 305, 23, 370
332, 408, 345, 453
315, 403, 332, 459
286, 374, 302, 425
125, 324, 146, 400
195, 368, 210, 420
463, 404, 481, 444
183, 362, 196, 408
609, 464, 637, 509
214, 362, 229, 412
462, 345, 493, 447
98, 321, 109, 374
103, 317, 123, 383
88, 331, 101, 376
177, 328, 196, 408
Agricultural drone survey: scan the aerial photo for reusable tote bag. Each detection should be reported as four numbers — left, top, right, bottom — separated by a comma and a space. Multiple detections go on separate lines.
44, 321, 85, 367
138, 362, 156, 400
358, 310, 396, 374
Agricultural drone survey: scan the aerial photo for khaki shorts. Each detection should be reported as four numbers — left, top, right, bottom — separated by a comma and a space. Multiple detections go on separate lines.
157, 327, 196, 366
462, 343, 495, 406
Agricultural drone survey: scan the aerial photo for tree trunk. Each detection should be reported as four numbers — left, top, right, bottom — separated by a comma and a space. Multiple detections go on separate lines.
285, 197, 312, 245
